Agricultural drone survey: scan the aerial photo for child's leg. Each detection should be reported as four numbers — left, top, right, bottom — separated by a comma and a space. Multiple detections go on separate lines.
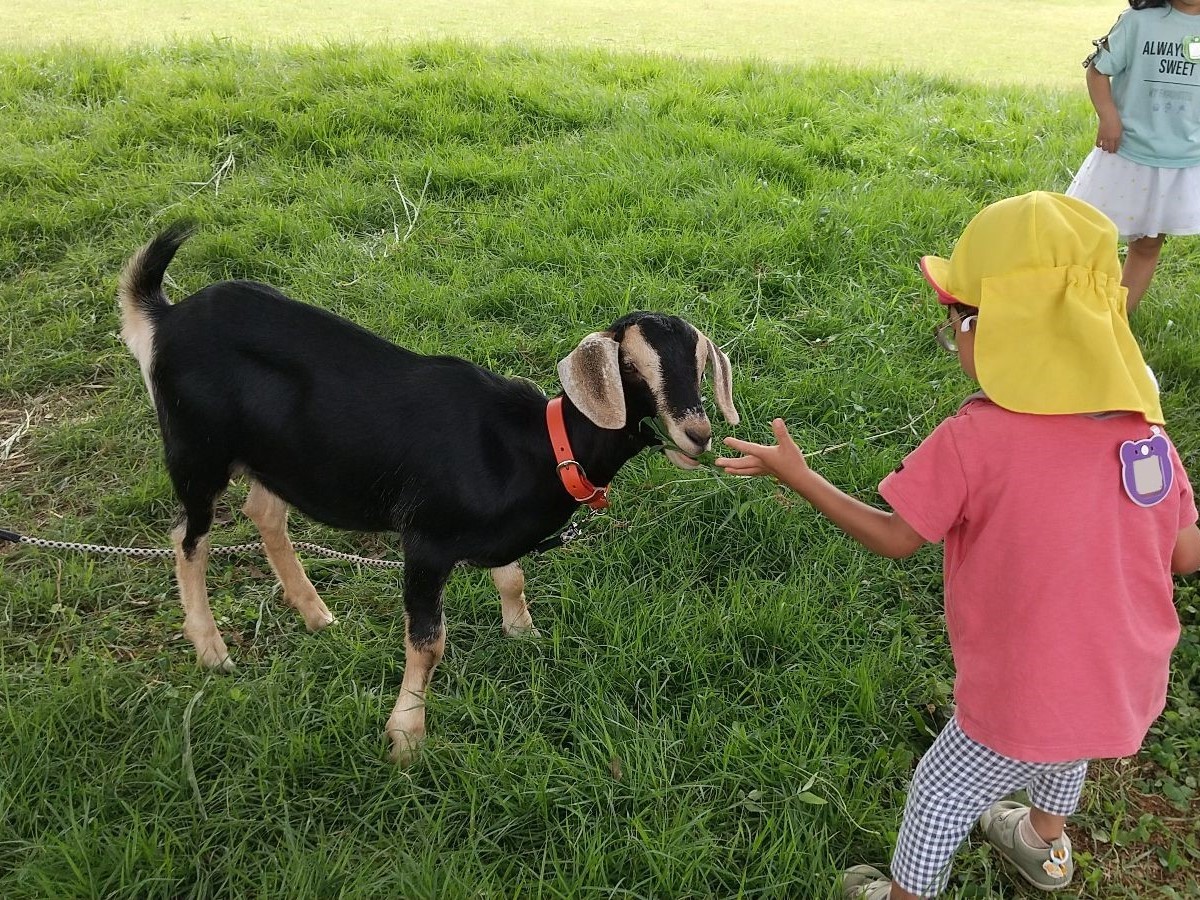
1027, 807, 1067, 844
1026, 762, 1088, 840
978, 762, 1086, 892
1123, 234, 1165, 312
889, 718, 1045, 897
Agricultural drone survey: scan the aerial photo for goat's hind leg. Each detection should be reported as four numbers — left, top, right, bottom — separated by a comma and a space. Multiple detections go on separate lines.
171, 484, 234, 672
242, 481, 335, 631
491, 562, 537, 636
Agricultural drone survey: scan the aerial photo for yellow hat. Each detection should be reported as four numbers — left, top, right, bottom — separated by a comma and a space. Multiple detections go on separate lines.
919, 191, 1163, 424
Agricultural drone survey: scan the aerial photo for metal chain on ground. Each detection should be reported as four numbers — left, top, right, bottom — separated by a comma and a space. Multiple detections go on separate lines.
290, 541, 408, 569
0, 514, 598, 569
0, 530, 407, 568
2, 532, 179, 558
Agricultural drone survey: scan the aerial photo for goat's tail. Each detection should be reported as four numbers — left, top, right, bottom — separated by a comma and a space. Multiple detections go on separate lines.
118, 222, 194, 374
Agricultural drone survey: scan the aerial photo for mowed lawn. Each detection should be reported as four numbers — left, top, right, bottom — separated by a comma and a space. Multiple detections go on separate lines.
2, 13, 1200, 900
2, 0, 1121, 90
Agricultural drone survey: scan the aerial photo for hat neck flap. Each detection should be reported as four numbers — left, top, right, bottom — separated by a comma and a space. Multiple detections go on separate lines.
973, 266, 1163, 424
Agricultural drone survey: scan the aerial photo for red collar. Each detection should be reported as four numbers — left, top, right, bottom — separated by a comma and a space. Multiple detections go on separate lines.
546, 397, 610, 510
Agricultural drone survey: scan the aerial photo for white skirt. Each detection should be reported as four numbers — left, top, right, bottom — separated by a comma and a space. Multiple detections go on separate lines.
1066, 149, 1200, 241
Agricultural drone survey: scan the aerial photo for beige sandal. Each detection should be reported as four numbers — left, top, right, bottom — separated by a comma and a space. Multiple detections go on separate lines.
979, 801, 1073, 892
841, 864, 893, 900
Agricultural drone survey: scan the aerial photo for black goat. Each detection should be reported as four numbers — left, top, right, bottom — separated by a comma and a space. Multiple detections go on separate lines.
119, 225, 739, 763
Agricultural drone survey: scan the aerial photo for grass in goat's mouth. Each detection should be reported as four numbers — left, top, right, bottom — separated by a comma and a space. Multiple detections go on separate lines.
640, 417, 720, 469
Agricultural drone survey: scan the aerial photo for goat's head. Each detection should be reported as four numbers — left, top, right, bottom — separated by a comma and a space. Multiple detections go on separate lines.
557, 312, 739, 469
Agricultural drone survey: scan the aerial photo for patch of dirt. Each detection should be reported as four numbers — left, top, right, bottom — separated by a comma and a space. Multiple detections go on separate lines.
1071, 757, 1199, 896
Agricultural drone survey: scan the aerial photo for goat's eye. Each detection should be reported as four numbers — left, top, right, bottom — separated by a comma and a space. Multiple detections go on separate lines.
620, 358, 638, 373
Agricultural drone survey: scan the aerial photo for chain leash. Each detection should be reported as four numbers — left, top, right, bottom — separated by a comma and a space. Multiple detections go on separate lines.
0, 515, 598, 569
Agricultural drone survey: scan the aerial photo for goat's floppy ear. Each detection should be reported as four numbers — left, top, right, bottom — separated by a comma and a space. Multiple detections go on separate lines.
700, 333, 740, 425
558, 331, 626, 429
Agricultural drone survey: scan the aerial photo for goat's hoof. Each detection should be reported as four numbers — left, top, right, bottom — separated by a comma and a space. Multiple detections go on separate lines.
388, 729, 424, 766
503, 623, 541, 639
198, 650, 235, 673
290, 593, 336, 631
190, 633, 235, 672
305, 609, 337, 632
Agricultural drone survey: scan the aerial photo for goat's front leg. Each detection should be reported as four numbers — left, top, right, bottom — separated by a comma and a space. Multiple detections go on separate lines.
241, 481, 335, 631
172, 524, 234, 672
386, 559, 450, 765
491, 562, 537, 636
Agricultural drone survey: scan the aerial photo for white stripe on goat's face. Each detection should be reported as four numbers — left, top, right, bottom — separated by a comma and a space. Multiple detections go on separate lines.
620, 318, 712, 470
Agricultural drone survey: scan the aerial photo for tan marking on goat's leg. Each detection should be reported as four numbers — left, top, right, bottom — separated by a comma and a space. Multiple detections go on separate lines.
386, 622, 445, 765
242, 482, 335, 631
172, 524, 234, 672
491, 562, 537, 636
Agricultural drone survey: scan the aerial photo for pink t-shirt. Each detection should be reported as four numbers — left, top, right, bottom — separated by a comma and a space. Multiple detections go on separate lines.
879, 397, 1197, 763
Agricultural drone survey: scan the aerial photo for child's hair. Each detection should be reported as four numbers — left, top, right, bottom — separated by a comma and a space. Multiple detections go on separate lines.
1128, 1, 1169, 8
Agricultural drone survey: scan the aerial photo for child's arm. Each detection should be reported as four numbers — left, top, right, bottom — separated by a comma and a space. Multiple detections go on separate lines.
717, 418, 926, 560
1172, 524, 1200, 575
1086, 62, 1123, 153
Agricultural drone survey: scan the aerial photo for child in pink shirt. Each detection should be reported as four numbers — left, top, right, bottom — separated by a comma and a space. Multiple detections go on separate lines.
718, 192, 1200, 898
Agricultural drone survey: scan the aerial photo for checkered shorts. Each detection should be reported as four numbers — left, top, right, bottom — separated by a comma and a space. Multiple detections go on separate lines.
890, 716, 1088, 897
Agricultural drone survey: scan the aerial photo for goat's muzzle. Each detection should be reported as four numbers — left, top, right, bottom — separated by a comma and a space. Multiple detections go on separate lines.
660, 413, 712, 470
664, 448, 703, 470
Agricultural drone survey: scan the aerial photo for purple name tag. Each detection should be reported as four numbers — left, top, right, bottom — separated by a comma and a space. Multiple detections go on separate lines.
1119, 430, 1172, 508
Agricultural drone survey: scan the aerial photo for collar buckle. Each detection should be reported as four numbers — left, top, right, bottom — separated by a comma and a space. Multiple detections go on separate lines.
547, 399, 610, 510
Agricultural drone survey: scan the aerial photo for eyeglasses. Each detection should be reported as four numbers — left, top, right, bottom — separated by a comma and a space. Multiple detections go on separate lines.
934, 315, 977, 353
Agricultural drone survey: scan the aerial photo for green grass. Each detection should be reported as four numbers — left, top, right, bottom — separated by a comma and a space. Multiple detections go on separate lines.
1, 41, 1199, 898
0, 1, 1122, 91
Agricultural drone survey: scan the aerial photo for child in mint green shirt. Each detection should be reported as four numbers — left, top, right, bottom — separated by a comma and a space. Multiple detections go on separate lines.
1066, 0, 1200, 311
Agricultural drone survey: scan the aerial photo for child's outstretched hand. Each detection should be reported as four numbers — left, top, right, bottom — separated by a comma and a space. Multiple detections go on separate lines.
716, 418, 809, 484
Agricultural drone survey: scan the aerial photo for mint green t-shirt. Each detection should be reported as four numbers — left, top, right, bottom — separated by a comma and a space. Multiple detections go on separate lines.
1094, 7, 1200, 168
